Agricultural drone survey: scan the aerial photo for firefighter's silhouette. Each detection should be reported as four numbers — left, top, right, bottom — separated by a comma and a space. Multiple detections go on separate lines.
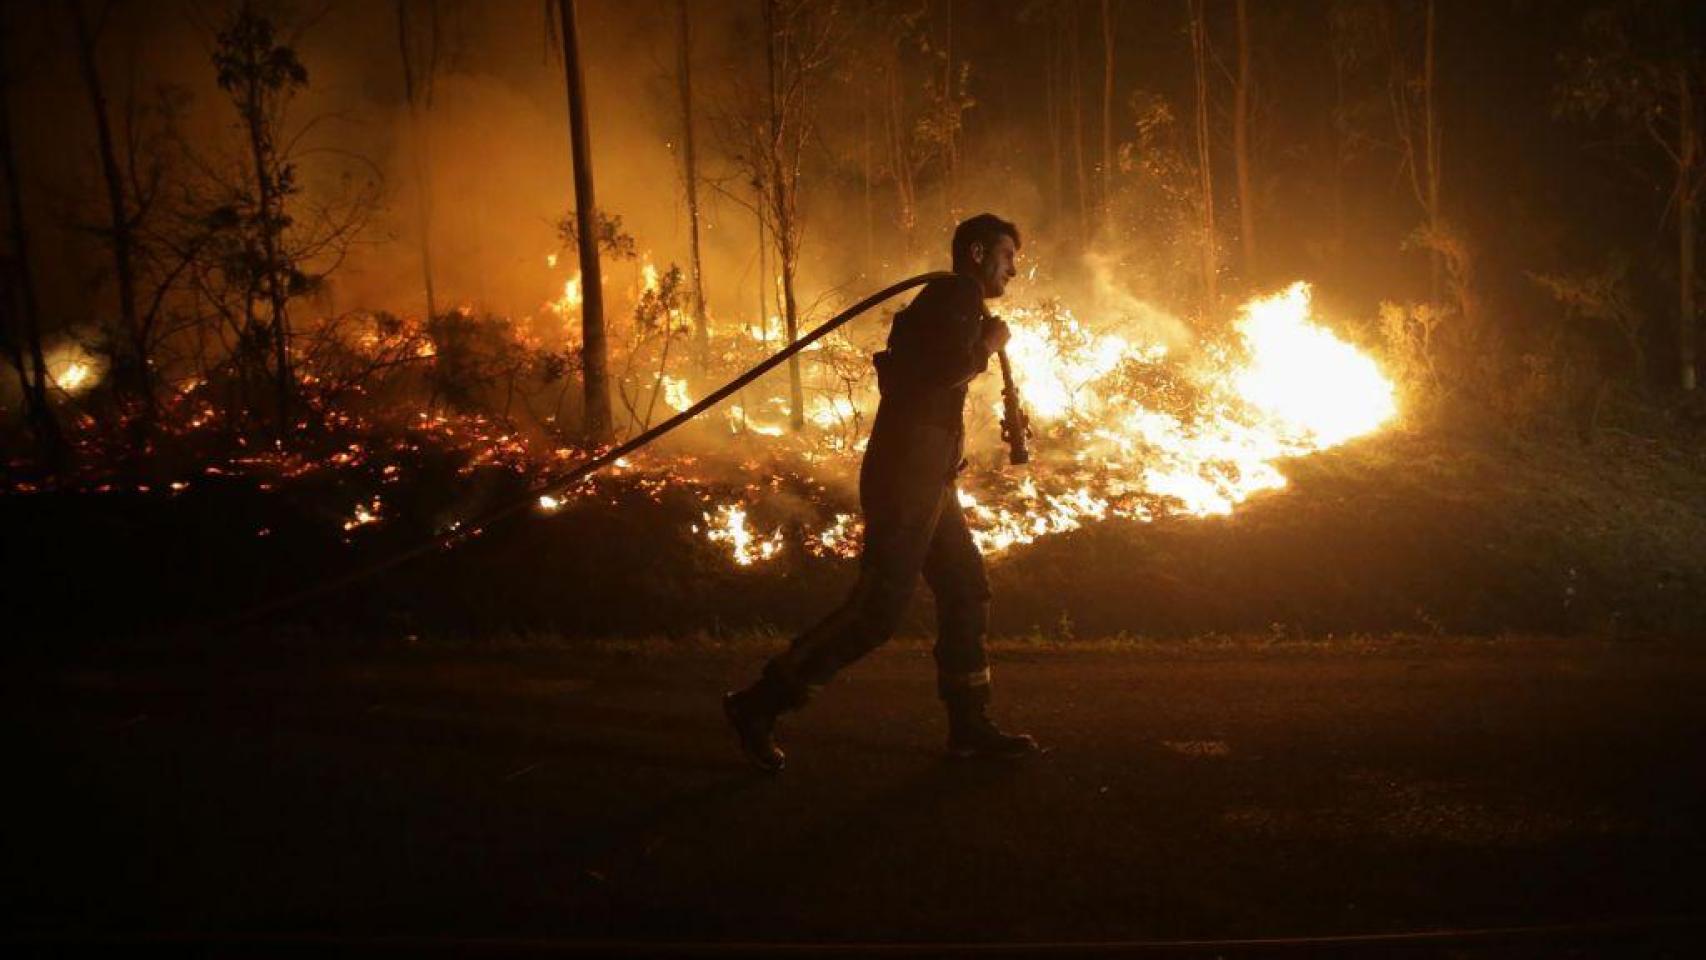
725, 214, 1040, 771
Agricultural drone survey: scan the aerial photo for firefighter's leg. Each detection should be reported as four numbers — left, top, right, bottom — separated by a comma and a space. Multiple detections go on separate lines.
921, 485, 993, 704
756, 475, 947, 706
924, 489, 1038, 758
726, 428, 955, 771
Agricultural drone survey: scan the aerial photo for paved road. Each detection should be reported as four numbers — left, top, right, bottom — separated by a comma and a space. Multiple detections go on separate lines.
6, 639, 1704, 953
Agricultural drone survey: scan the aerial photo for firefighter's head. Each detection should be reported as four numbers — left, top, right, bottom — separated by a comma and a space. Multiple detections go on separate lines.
952, 213, 1020, 299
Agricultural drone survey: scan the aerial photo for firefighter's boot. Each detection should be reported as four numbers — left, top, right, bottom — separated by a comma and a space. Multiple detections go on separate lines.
945, 690, 1039, 760
723, 675, 797, 773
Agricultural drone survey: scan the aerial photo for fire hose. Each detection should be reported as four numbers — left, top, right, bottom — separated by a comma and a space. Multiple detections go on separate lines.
226, 270, 1031, 629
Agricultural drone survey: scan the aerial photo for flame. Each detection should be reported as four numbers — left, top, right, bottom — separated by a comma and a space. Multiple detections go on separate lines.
660, 375, 693, 412
695, 504, 784, 566
807, 395, 859, 431
1000, 310, 1132, 420
728, 404, 786, 436
694, 281, 1396, 566
808, 512, 862, 558
958, 482, 1116, 555
57, 362, 93, 392
1232, 282, 1397, 446
551, 275, 583, 323
46, 344, 101, 396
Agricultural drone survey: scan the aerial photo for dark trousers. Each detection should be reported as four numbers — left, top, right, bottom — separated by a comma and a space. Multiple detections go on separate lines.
764, 422, 993, 707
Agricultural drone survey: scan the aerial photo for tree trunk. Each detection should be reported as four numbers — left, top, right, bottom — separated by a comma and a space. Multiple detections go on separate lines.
884, 43, 916, 257
558, 0, 612, 442
1234, 0, 1255, 281
0, 43, 62, 460
396, 0, 439, 324
862, 71, 874, 277
1329, 7, 1348, 264
1069, 3, 1089, 247
1100, 0, 1113, 233
941, 0, 956, 221
69, 0, 150, 414
1679, 66, 1698, 392
676, 0, 709, 375
1189, 0, 1217, 313
1423, 0, 1440, 301
756, 194, 768, 330
236, 46, 294, 438
762, 0, 805, 431
1046, 8, 1064, 225
779, 255, 804, 430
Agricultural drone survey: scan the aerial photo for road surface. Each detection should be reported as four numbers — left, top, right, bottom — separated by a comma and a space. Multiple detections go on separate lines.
6, 638, 1703, 953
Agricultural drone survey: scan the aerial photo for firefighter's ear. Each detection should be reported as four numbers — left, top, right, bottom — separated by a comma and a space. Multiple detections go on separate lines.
968, 240, 986, 265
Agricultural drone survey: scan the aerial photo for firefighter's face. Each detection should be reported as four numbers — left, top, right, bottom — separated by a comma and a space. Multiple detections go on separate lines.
971, 234, 1019, 299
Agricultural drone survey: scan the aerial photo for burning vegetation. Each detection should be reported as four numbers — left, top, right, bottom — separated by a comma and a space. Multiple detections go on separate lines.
4, 1, 1705, 641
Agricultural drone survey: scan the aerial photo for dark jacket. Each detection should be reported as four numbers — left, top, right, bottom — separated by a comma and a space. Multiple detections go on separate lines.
872, 274, 991, 432
864, 275, 991, 492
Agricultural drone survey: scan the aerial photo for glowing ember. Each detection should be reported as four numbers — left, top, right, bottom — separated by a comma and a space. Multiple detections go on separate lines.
809, 512, 862, 558
342, 497, 383, 532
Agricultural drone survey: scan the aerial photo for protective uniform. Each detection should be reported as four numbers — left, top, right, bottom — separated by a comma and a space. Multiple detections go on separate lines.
760, 273, 997, 708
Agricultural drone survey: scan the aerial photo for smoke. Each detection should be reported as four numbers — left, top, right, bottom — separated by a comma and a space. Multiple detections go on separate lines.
5, 0, 1191, 472
1081, 250, 1193, 351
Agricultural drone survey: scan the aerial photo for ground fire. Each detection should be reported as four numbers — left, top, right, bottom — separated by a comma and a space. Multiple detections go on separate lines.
662, 279, 1399, 564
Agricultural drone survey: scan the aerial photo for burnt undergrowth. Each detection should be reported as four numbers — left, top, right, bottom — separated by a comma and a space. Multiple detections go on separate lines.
8, 411, 1706, 655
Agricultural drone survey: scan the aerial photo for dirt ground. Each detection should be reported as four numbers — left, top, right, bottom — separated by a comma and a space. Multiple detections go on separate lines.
6, 637, 1704, 955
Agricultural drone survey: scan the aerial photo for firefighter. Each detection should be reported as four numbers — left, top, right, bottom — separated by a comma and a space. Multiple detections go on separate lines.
724, 213, 1039, 772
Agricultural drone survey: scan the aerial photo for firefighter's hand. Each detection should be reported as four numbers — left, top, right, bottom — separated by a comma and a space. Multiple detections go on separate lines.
981, 315, 1012, 352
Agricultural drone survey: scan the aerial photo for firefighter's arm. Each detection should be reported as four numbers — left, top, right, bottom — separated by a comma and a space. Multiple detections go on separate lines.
923, 285, 996, 390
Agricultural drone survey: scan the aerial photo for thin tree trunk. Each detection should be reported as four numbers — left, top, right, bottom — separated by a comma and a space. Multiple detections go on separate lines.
558, 0, 612, 442
1234, 0, 1256, 280
236, 43, 293, 438
1423, 0, 1440, 300
942, 0, 955, 220
396, 0, 439, 323
1069, 3, 1089, 247
0, 42, 62, 459
862, 78, 874, 276
1100, 0, 1113, 233
884, 44, 916, 257
642, 310, 677, 430
763, 0, 804, 431
676, 0, 709, 375
756, 195, 768, 328
1330, 10, 1348, 264
779, 251, 803, 430
1189, 0, 1217, 312
1046, 8, 1063, 223
1679, 66, 1698, 392
69, 0, 150, 414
